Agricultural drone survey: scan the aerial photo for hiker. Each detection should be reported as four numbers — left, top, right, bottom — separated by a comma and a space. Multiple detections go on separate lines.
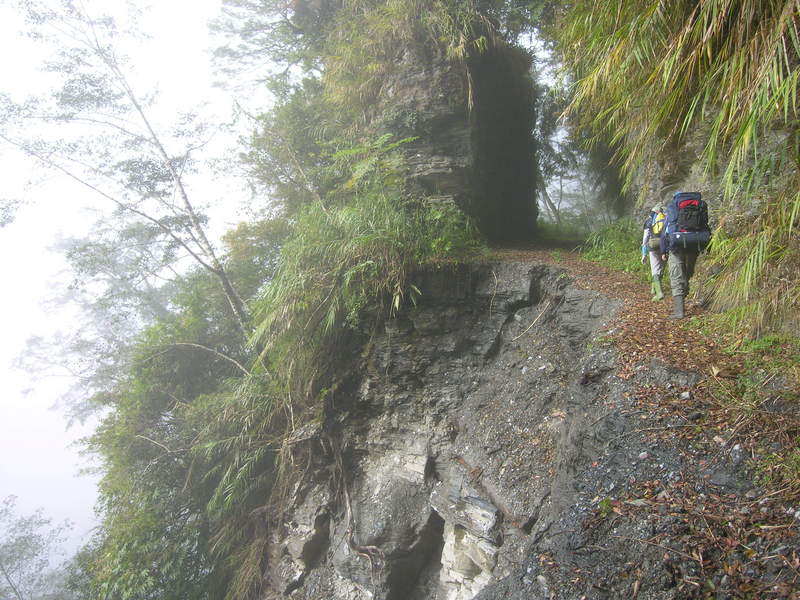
661, 191, 711, 319
641, 204, 666, 301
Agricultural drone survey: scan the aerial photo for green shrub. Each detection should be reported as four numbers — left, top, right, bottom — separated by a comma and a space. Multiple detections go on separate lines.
582, 218, 648, 279
251, 141, 483, 399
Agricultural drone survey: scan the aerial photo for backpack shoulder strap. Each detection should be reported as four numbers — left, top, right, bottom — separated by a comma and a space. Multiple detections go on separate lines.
665, 199, 678, 228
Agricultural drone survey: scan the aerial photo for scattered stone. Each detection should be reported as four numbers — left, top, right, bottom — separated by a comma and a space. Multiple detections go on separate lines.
679, 390, 693, 401
536, 575, 550, 599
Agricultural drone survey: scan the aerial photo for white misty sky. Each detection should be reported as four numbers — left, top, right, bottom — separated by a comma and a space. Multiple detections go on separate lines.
0, 0, 266, 558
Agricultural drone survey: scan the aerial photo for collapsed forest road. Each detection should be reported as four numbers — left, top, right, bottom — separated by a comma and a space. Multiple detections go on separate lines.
272, 250, 800, 600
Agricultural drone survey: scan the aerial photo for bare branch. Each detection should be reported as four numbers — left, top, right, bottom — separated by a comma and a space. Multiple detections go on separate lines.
0, 132, 218, 274
162, 343, 252, 376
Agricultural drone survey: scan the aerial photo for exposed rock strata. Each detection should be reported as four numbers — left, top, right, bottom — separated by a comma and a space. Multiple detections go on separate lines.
267, 259, 776, 599
376, 43, 538, 242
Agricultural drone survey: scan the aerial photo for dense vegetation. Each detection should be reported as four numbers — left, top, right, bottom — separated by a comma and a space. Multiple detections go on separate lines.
2, 0, 797, 598
559, 0, 800, 334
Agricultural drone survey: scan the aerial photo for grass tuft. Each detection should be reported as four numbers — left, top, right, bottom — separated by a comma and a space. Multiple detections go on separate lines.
581, 218, 650, 281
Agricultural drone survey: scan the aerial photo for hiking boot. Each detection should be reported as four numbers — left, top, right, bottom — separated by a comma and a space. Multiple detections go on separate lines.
652, 278, 664, 302
671, 295, 685, 319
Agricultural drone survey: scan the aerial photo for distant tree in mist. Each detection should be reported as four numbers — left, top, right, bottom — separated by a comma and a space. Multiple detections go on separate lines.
0, 0, 249, 333
0, 496, 73, 600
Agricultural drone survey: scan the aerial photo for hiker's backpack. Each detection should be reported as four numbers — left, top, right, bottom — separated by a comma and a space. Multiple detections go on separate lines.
647, 210, 666, 250
666, 191, 711, 252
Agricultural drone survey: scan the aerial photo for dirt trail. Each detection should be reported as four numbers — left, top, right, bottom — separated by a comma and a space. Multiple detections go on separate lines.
476, 247, 800, 600
489, 246, 722, 376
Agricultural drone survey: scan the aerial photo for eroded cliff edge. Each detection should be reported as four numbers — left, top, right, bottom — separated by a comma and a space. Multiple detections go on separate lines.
268, 260, 751, 600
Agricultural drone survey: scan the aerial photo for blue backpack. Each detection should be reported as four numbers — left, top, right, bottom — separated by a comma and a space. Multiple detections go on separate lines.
665, 192, 711, 252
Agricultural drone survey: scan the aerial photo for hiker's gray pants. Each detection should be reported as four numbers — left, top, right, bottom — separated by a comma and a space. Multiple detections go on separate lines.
648, 250, 664, 279
668, 250, 698, 297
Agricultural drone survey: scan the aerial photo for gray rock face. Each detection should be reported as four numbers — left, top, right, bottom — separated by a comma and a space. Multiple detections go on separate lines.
375, 43, 538, 242
269, 260, 790, 600
267, 261, 642, 599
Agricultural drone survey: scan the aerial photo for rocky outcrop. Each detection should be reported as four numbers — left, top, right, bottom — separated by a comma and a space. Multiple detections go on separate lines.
267, 254, 777, 599
271, 260, 703, 599
376, 43, 538, 243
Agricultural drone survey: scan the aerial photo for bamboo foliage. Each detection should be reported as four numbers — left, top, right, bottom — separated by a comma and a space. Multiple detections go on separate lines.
559, 0, 800, 333
562, 0, 799, 191
704, 185, 800, 332
249, 136, 480, 402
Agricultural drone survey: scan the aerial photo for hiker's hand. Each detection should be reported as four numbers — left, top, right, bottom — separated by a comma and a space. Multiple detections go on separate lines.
640, 255, 646, 264
661, 254, 667, 261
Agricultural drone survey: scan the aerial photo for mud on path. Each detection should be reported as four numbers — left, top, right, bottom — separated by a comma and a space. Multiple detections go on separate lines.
476, 247, 800, 600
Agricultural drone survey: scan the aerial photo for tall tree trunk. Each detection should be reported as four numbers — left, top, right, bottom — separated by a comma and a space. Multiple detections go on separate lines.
96, 38, 252, 335
540, 185, 561, 225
